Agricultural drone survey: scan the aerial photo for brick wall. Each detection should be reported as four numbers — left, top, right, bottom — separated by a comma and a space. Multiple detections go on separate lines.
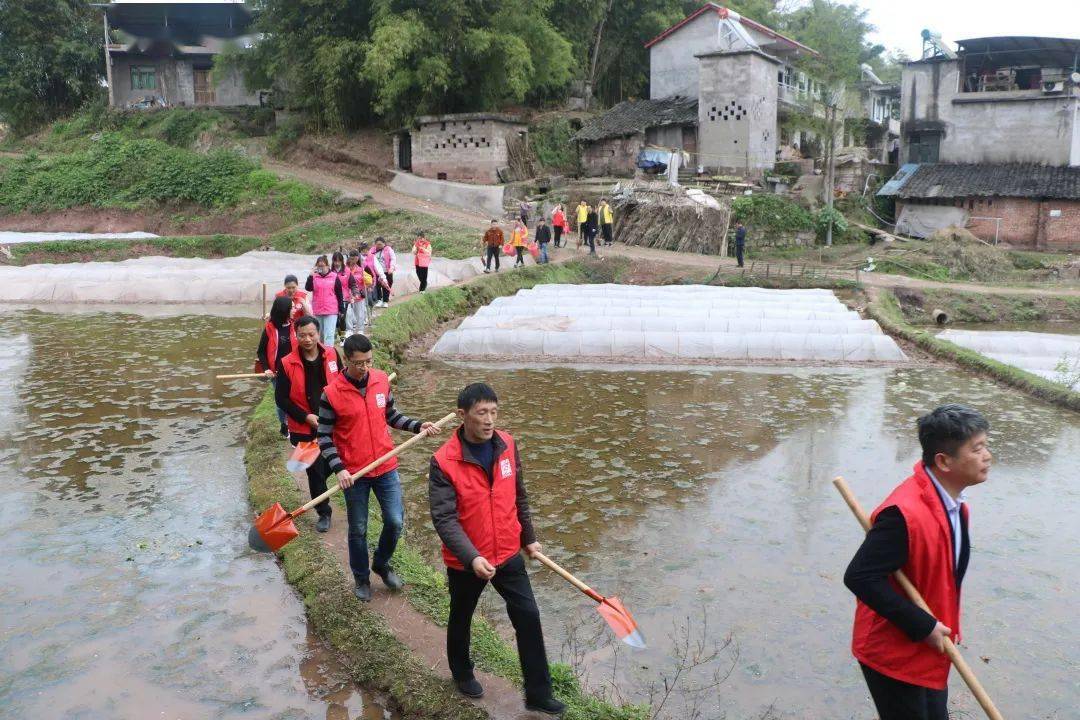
580, 135, 644, 177
410, 118, 523, 183
900, 197, 1080, 250
1038, 199, 1080, 251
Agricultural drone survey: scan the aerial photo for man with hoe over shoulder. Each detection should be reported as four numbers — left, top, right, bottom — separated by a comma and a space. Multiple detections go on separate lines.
844, 404, 993, 720
428, 383, 566, 716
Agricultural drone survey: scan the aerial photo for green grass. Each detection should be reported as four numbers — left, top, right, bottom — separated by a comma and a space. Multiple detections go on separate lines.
0, 134, 334, 219
245, 393, 487, 720
868, 289, 1080, 412
893, 287, 1080, 325
7, 233, 264, 264
247, 260, 646, 720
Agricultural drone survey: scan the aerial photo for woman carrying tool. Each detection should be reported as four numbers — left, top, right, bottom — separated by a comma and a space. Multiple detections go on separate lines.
427, 383, 565, 716
370, 237, 396, 307
343, 251, 368, 337
274, 274, 312, 322
305, 255, 343, 347
412, 230, 432, 292
843, 404, 993, 720
256, 295, 298, 438
275, 316, 342, 532
316, 334, 441, 602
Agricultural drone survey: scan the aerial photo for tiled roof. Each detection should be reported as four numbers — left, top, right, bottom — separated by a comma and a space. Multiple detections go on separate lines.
573, 97, 698, 142
892, 163, 1080, 200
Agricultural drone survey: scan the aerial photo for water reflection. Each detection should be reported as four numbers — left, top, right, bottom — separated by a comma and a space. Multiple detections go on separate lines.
392, 361, 1079, 719
0, 310, 393, 720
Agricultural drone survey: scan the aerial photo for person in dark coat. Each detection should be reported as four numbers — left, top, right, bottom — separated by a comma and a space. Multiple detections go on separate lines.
584, 206, 599, 255
734, 221, 747, 267
535, 219, 551, 264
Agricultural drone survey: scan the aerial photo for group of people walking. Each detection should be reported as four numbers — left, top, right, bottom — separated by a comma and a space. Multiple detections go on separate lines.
252, 224, 993, 720
255, 310, 567, 714
479, 198, 616, 273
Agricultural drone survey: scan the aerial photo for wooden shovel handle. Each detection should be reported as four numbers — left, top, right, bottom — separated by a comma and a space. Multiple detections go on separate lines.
218, 371, 397, 381
532, 551, 603, 603
291, 410, 456, 516
833, 477, 1005, 720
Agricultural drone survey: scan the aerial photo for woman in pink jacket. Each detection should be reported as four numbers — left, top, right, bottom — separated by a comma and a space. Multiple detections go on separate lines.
413, 230, 433, 292
305, 255, 343, 346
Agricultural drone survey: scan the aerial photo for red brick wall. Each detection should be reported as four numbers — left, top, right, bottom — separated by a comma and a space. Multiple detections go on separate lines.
1037, 200, 1080, 251
966, 197, 1039, 245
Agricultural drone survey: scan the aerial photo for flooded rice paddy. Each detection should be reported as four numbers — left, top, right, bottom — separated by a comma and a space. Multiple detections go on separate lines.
0, 309, 393, 720
392, 360, 1080, 719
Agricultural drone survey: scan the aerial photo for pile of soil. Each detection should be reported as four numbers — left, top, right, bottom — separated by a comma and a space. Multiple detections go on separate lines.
0, 205, 291, 237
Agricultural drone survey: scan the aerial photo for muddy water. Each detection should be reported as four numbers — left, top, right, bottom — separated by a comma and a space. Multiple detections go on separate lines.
392, 362, 1079, 719
0, 309, 393, 720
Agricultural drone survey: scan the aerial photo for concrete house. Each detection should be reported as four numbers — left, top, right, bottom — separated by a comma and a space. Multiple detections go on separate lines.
395, 113, 528, 184
879, 35, 1080, 248
103, 1, 261, 109
575, 3, 820, 176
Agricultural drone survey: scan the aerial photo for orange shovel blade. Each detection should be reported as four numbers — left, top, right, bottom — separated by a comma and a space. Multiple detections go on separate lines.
286, 440, 321, 473
597, 596, 647, 649
249, 502, 299, 553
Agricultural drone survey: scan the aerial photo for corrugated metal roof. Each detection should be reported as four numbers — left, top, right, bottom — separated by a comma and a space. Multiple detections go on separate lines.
882, 163, 1080, 200
876, 163, 921, 196
573, 97, 698, 142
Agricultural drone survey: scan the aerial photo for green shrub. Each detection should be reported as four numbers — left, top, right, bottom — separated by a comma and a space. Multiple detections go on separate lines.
530, 117, 577, 172
0, 133, 331, 215
268, 115, 306, 157
815, 205, 849, 240
731, 193, 814, 232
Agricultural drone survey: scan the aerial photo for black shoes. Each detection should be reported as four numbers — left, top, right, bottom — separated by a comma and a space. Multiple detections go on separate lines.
455, 677, 484, 698
353, 580, 371, 602
374, 565, 404, 590
279, 422, 288, 439
315, 515, 331, 533
525, 695, 567, 716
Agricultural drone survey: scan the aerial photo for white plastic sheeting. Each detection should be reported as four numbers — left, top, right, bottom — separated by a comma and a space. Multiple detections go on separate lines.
0, 250, 484, 304
433, 284, 907, 364
0, 231, 159, 245
939, 329, 1080, 389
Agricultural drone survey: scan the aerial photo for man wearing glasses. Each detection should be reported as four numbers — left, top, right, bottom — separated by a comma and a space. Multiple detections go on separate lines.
317, 333, 441, 601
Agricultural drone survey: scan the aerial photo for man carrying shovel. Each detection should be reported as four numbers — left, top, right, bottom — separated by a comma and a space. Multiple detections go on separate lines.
317, 333, 441, 601
428, 383, 566, 716
843, 404, 992, 720
275, 315, 342, 533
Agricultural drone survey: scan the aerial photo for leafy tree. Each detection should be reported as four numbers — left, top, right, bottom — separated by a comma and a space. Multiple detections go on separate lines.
0, 0, 104, 135
360, 0, 573, 125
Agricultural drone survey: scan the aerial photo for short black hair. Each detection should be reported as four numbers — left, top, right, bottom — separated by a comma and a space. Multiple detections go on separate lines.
343, 333, 372, 356
457, 382, 498, 411
283, 274, 298, 285
374, 236, 385, 245
416, 229, 426, 237
294, 315, 319, 331
917, 404, 990, 468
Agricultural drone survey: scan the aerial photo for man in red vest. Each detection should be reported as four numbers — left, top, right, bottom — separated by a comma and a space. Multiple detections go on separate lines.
275, 316, 341, 533
316, 333, 440, 601
428, 383, 566, 716
844, 404, 992, 720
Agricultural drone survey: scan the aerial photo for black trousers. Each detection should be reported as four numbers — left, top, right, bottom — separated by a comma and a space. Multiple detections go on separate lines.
553, 225, 563, 247
447, 554, 552, 700
515, 246, 526, 266
484, 245, 500, 270
601, 222, 613, 244
380, 273, 394, 303
289, 432, 331, 518
585, 230, 596, 254
736, 241, 745, 267
860, 663, 948, 720
416, 265, 429, 292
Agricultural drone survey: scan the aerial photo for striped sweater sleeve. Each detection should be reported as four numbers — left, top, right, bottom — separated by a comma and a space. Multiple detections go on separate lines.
316, 391, 344, 473
384, 391, 422, 434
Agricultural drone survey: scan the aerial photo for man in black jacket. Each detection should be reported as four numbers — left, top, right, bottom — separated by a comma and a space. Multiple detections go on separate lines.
535, 219, 552, 264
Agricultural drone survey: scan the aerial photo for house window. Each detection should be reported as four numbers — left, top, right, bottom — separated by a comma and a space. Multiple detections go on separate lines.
131, 66, 156, 90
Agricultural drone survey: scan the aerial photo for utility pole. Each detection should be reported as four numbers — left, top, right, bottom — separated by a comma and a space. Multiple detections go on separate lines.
823, 86, 845, 247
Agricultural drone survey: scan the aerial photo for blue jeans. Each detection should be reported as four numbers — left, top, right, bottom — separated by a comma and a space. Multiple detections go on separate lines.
342, 469, 403, 583
538, 242, 549, 264
316, 313, 337, 346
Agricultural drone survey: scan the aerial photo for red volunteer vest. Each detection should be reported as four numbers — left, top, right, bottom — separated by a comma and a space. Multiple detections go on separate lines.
851, 461, 968, 689
260, 321, 297, 373
278, 344, 340, 435
433, 429, 522, 571
322, 369, 397, 477
275, 289, 308, 321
